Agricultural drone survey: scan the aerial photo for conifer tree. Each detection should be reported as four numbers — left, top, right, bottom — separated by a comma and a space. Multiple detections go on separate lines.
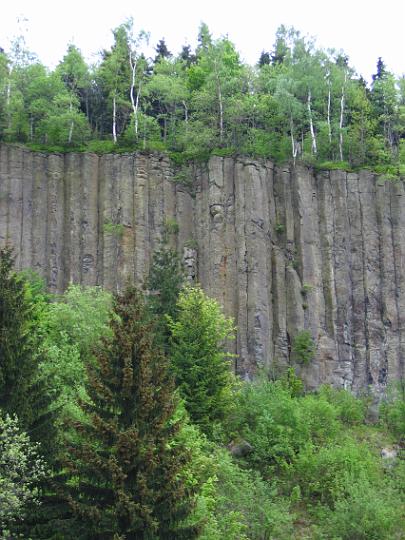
0, 246, 55, 456
167, 286, 235, 437
146, 244, 184, 350
61, 286, 199, 539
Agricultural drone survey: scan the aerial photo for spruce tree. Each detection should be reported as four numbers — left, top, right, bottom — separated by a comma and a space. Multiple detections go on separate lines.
0, 246, 55, 456
146, 245, 184, 351
61, 287, 199, 539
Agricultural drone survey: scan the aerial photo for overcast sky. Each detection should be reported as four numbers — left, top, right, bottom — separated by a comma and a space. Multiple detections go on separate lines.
1, 0, 404, 81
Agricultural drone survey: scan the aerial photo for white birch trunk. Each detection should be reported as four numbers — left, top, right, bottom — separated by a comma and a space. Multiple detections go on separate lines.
339, 70, 347, 161
129, 52, 138, 137
307, 89, 317, 155
68, 101, 74, 144
290, 114, 298, 166
6, 66, 12, 130
134, 81, 141, 137
112, 94, 117, 143
327, 71, 332, 144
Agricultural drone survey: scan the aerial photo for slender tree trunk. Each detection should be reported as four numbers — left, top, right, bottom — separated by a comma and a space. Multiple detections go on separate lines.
339, 70, 347, 161
307, 89, 317, 155
218, 83, 224, 143
68, 101, 74, 144
134, 81, 141, 137
290, 114, 298, 166
6, 67, 12, 130
327, 73, 332, 145
129, 52, 139, 138
112, 94, 117, 143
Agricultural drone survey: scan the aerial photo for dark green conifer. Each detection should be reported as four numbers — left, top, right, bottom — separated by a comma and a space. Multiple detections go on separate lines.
146, 245, 184, 350
0, 246, 56, 456
61, 287, 199, 539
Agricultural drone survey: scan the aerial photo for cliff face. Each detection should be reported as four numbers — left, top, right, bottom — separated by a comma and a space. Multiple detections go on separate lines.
1, 143, 404, 393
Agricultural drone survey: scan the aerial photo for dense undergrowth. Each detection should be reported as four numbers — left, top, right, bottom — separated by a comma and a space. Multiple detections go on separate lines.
0, 245, 404, 539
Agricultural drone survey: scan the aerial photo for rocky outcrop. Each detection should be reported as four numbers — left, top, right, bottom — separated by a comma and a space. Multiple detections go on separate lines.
1, 143, 404, 394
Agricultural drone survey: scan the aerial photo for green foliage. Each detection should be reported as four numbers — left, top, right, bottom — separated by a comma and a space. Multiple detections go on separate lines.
321, 479, 403, 540
146, 245, 184, 350
38, 285, 112, 433
168, 286, 236, 437
201, 449, 293, 540
0, 413, 47, 537
163, 217, 180, 238
0, 247, 56, 456
58, 287, 200, 538
41, 284, 112, 359
319, 385, 366, 425
380, 381, 405, 442
103, 220, 124, 236
227, 379, 309, 475
1, 22, 405, 169
291, 440, 380, 506
292, 330, 316, 365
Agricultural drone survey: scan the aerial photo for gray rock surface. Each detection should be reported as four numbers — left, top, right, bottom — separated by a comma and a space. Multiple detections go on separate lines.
1, 144, 404, 393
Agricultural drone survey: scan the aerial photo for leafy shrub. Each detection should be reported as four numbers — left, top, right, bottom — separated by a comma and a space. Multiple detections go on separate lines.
299, 394, 340, 444
200, 450, 293, 540
0, 413, 47, 536
291, 439, 380, 507
380, 382, 405, 442
292, 330, 316, 365
227, 379, 309, 475
321, 479, 403, 540
319, 385, 366, 425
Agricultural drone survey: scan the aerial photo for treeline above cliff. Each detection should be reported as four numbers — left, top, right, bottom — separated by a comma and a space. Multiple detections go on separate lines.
1, 21, 404, 173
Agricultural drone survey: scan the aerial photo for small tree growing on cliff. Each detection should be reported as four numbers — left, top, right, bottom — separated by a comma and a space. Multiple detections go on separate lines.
61, 286, 200, 539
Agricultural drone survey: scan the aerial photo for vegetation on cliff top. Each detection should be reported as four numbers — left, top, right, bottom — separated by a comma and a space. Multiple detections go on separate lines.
0, 21, 404, 176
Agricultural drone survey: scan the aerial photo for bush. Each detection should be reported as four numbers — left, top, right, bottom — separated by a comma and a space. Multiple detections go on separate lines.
0, 413, 47, 535
322, 479, 403, 540
319, 385, 366, 425
299, 394, 340, 444
380, 382, 405, 442
200, 450, 293, 540
292, 330, 316, 365
227, 379, 309, 475
291, 439, 380, 507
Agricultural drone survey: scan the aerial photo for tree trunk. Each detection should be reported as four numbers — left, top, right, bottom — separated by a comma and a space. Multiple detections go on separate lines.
112, 94, 117, 144
327, 73, 332, 145
339, 70, 347, 161
307, 89, 317, 155
68, 101, 74, 144
129, 52, 138, 138
6, 67, 12, 130
290, 114, 298, 166
134, 81, 141, 137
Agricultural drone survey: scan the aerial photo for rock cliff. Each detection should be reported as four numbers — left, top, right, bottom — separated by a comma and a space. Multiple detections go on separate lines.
1, 143, 404, 393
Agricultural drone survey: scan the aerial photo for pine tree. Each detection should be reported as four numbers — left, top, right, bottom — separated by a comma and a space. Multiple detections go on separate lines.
154, 38, 172, 64
258, 51, 271, 67
60, 287, 199, 539
0, 246, 56, 457
146, 245, 184, 351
